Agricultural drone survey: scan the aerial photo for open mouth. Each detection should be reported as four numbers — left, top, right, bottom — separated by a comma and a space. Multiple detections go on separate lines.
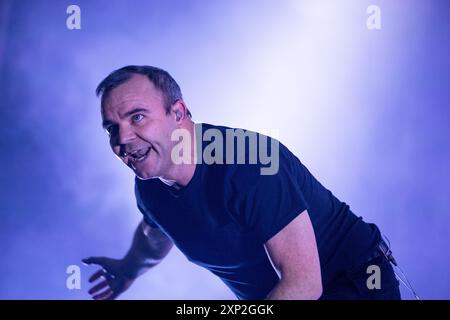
127, 147, 152, 169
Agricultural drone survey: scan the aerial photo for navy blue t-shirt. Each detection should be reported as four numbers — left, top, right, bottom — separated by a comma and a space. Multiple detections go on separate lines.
135, 123, 381, 299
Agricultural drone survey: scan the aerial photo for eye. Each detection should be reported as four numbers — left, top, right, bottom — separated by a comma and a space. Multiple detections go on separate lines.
132, 114, 144, 123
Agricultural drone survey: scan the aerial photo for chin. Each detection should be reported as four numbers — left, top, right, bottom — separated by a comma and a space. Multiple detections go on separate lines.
135, 172, 153, 180
134, 167, 159, 180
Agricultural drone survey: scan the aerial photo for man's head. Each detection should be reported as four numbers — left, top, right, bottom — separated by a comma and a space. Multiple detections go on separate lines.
97, 65, 193, 180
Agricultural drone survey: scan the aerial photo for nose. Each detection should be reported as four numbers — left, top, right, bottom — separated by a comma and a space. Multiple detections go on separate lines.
112, 124, 136, 150
119, 126, 136, 144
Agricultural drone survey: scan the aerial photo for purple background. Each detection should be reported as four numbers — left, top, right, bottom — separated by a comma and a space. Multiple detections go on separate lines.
0, 0, 449, 299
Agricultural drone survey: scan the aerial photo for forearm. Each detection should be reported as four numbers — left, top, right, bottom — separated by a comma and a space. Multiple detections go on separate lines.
122, 221, 173, 278
266, 277, 322, 300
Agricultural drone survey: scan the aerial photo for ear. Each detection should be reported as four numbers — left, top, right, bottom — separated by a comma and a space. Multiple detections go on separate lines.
171, 100, 188, 122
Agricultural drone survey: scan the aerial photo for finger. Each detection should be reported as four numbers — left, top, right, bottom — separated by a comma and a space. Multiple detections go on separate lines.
88, 280, 109, 295
89, 269, 106, 283
82, 257, 107, 266
93, 288, 113, 300
105, 292, 119, 300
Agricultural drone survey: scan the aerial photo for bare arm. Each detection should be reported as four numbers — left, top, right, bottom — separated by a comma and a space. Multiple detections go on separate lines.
265, 210, 323, 300
83, 219, 173, 300
122, 219, 173, 278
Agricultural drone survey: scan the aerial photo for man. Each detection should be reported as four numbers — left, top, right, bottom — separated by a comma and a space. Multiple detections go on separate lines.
82, 65, 401, 300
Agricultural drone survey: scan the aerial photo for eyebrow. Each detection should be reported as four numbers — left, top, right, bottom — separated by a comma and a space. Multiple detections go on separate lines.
123, 107, 148, 118
102, 107, 149, 128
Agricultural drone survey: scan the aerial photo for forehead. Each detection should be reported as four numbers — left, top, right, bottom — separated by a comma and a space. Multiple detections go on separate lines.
101, 74, 164, 116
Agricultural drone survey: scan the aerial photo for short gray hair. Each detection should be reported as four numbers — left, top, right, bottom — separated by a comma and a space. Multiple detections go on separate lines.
96, 65, 192, 117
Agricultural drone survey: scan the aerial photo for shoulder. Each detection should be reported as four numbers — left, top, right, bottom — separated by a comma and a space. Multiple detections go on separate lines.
199, 123, 305, 194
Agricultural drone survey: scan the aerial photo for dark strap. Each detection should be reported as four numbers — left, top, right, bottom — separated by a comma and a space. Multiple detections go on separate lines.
377, 238, 398, 266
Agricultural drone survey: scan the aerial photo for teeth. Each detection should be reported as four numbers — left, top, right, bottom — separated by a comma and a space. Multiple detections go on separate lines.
130, 147, 151, 162
128, 147, 150, 158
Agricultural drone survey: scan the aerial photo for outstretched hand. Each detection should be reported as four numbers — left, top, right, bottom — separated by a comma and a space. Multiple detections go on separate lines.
82, 256, 137, 300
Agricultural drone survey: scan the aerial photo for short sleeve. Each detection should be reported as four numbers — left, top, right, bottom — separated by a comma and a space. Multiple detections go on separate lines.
241, 144, 308, 243
134, 182, 160, 229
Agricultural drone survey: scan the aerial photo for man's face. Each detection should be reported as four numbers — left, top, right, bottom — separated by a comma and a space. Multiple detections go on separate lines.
101, 74, 179, 180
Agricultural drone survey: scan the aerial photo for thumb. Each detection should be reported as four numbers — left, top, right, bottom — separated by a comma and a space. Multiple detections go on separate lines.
82, 256, 109, 267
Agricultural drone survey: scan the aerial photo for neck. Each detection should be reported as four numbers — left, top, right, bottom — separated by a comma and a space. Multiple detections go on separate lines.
159, 121, 198, 187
